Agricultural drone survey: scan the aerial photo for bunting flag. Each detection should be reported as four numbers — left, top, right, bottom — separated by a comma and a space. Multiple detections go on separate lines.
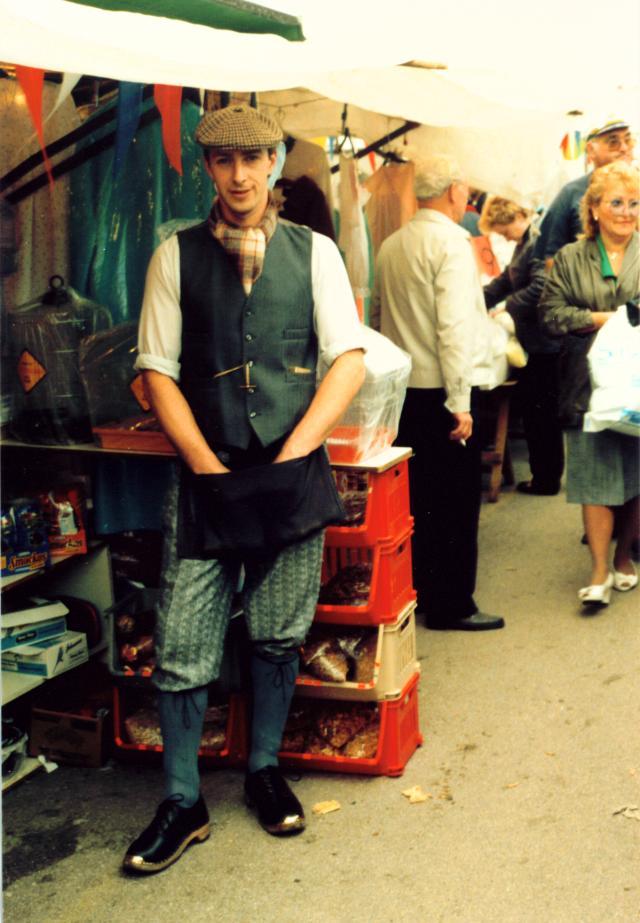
47, 73, 82, 123
14, 65, 55, 189
113, 82, 144, 178
560, 130, 585, 160
154, 84, 183, 175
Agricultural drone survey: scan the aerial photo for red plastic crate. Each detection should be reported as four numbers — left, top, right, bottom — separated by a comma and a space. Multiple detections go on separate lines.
316, 525, 416, 626
327, 458, 413, 548
279, 670, 422, 776
112, 685, 248, 768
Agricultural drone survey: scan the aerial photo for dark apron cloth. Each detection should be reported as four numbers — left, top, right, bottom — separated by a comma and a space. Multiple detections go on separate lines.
177, 440, 345, 559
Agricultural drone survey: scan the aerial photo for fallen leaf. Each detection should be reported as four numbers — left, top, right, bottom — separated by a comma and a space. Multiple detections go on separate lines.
613, 805, 640, 821
401, 785, 432, 804
312, 800, 341, 815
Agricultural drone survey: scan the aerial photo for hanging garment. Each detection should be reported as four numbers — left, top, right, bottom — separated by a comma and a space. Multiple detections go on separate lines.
364, 162, 417, 257
279, 175, 335, 240
282, 137, 334, 214
337, 153, 371, 312
69, 97, 213, 325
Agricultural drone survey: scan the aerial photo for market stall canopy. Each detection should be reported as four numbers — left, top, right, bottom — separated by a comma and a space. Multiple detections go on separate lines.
1, 0, 638, 204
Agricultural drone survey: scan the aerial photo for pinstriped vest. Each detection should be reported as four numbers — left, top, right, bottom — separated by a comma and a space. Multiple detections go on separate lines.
177, 219, 317, 449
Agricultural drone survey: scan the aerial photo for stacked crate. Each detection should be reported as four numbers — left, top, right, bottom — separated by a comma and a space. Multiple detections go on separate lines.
107, 589, 248, 768
279, 446, 423, 777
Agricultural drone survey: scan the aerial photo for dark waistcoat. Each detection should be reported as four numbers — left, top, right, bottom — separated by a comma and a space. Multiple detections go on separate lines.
177, 219, 317, 450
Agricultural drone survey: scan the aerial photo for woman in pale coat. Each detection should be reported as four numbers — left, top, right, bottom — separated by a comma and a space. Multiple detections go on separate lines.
539, 161, 639, 609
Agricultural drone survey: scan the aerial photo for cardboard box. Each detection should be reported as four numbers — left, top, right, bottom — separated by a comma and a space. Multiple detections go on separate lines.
1, 615, 67, 652
2, 630, 88, 678
1, 498, 50, 577
29, 703, 111, 768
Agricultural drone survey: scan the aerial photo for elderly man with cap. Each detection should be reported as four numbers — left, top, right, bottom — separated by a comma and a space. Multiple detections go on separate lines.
123, 104, 365, 874
535, 119, 635, 267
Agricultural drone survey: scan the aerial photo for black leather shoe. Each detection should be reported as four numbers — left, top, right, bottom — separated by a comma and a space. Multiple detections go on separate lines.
122, 795, 210, 874
516, 480, 559, 496
245, 766, 306, 836
426, 612, 505, 631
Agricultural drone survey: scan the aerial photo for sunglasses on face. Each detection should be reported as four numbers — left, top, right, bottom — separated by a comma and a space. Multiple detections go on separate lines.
603, 198, 640, 214
601, 133, 635, 151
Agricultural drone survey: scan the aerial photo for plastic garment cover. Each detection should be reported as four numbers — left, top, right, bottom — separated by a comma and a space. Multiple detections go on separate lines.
337, 154, 371, 302
319, 326, 411, 463
364, 162, 417, 257
584, 303, 640, 436
79, 321, 144, 428
7, 275, 112, 444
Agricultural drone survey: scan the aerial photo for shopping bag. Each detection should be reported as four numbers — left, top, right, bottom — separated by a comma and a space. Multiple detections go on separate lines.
583, 303, 640, 436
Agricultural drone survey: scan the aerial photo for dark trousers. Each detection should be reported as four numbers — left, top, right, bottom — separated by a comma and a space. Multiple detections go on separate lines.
516, 353, 564, 490
397, 387, 481, 623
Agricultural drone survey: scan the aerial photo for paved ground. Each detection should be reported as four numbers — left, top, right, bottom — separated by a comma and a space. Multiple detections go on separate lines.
3, 440, 639, 923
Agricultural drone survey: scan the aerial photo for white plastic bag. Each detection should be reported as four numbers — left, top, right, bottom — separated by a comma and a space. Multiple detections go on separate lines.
319, 326, 412, 462
583, 303, 640, 436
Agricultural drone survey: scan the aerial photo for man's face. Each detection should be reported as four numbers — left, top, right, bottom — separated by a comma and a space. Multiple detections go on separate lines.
205, 148, 277, 226
588, 128, 635, 168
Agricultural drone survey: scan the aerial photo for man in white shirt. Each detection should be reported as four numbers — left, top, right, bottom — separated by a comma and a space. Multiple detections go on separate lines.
123, 104, 365, 874
373, 154, 504, 632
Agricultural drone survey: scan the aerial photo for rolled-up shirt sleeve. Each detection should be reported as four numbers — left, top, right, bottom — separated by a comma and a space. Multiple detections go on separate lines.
311, 231, 367, 364
135, 235, 182, 381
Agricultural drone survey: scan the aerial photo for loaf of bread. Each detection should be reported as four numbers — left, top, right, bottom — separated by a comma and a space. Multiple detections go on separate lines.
318, 562, 372, 606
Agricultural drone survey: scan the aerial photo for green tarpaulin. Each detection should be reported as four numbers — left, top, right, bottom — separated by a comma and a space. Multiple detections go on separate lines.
66, 0, 304, 41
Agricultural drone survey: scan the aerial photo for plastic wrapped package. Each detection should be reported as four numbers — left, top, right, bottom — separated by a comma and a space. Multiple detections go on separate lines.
7, 275, 112, 444
320, 326, 411, 463
79, 321, 147, 427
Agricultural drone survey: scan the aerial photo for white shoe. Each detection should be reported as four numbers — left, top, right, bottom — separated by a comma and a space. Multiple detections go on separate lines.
613, 563, 638, 592
578, 572, 614, 606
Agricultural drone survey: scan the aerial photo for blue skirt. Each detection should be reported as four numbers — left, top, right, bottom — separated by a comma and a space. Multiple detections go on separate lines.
565, 428, 640, 506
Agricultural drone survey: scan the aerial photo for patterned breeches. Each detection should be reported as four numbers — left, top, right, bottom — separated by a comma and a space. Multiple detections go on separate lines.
153, 478, 325, 692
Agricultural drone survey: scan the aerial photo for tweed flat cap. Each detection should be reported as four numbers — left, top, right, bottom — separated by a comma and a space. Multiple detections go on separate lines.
195, 104, 283, 150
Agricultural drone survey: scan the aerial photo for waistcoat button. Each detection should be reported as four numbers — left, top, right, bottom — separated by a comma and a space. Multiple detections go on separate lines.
245, 333, 253, 342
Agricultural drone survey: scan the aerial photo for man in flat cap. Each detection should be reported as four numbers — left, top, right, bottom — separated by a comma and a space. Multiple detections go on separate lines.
124, 104, 365, 873
536, 119, 635, 267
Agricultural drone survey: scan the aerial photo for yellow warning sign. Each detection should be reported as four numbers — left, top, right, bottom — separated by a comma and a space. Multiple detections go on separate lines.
17, 350, 47, 393
130, 374, 151, 412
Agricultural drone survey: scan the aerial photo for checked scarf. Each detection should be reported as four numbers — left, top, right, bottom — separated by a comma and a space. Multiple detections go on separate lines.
208, 196, 279, 295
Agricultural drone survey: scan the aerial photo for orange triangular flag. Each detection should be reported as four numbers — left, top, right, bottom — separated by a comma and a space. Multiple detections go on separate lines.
15, 65, 55, 189
154, 84, 183, 175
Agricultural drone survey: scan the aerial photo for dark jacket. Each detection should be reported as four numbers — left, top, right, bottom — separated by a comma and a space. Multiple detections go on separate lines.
538, 233, 640, 426
483, 225, 555, 354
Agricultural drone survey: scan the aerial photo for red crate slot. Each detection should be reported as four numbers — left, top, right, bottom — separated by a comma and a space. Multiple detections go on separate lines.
316, 525, 416, 626
279, 671, 422, 776
297, 602, 419, 701
327, 459, 413, 548
112, 685, 248, 767
326, 425, 397, 465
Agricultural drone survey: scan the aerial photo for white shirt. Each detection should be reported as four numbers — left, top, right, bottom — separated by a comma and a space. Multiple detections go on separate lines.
136, 227, 365, 381
372, 209, 493, 414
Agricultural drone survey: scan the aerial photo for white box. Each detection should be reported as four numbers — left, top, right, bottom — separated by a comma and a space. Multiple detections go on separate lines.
2, 630, 88, 678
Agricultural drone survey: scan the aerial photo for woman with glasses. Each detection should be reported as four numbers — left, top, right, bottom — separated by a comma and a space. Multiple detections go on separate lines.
539, 161, 639, 611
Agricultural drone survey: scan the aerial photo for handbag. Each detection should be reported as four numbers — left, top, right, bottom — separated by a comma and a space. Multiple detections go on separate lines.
177, 446, 345, 558
583, 302, 640, 437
